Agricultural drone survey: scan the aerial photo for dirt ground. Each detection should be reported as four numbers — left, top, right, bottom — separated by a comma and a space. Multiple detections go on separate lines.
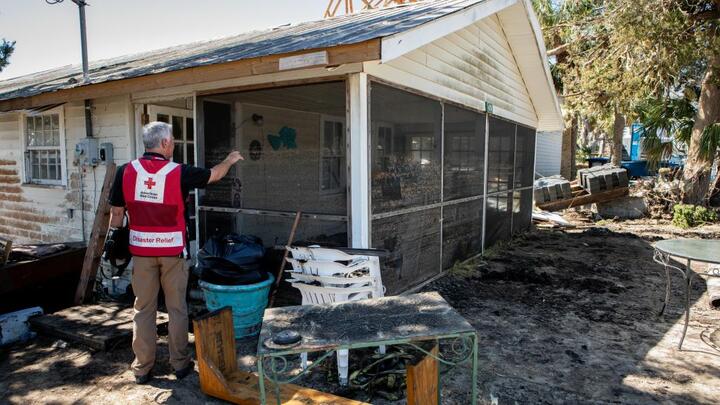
1, 213, 719, 404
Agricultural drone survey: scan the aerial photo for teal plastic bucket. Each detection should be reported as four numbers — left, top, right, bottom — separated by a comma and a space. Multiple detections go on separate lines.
199, 274, 274, 339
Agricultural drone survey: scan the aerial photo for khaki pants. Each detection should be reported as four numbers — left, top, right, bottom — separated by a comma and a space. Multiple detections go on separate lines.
131, 256, 190, 376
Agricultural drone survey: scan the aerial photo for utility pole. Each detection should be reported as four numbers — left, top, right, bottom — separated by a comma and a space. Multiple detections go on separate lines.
46, 0, 89, 83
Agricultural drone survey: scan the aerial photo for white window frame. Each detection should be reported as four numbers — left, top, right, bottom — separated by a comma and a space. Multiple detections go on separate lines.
447, 132, 477, 172
319, 115, 346, 195
146, 105, 195, 165
19, 106, 67, 186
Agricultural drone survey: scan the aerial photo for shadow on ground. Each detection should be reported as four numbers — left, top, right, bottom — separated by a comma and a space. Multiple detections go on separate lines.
424, 226, 720, 404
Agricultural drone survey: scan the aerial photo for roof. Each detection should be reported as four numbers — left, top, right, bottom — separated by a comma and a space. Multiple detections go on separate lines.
0, 0, 484, 102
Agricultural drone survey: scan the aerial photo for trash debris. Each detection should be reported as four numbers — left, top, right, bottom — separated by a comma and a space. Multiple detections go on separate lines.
51, 339, 68, 349
0, 306, 43, 347
632, 176, 683, 219
708, 266, 720, 310
532, 211, 574, 227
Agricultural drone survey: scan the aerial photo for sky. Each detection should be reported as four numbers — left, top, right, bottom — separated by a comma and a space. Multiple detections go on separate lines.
0, 0, 332, 80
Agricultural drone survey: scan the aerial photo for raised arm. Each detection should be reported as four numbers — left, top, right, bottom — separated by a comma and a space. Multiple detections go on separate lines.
208, 151, 244, 184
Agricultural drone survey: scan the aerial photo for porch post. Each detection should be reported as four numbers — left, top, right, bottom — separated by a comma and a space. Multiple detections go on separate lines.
348, 73, 370, 248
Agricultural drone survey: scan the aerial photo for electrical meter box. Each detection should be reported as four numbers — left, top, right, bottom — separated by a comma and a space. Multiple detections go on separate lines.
74, 137, 99, 166
99, 143, 114, 164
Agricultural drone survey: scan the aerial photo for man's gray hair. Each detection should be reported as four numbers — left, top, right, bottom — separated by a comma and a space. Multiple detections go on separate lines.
143, 121, 173, 149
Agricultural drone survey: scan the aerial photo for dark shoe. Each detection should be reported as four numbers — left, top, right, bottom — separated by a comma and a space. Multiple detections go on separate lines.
135, 373, 152, 384
175, 360, 194, 380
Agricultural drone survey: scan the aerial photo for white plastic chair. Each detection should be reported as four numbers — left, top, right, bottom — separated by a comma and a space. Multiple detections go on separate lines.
285, 246, 386, 386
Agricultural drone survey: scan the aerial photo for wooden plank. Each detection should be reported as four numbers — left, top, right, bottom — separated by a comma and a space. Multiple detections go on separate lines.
406, 344, 439, 405
0, 41, 381, 112
0, 236, 12, 266
29, 303, 169, 351
193, 307, 368, 405
269, 212, 302, 308
536, 187, 629, 212
74, 163, 116, 305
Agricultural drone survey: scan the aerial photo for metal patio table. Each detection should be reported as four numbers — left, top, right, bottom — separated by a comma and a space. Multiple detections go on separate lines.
256, 291, 478, 405
653, 239, 720, 349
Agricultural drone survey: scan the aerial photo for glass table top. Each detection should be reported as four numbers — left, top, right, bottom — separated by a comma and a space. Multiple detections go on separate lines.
654, 239, 720, 264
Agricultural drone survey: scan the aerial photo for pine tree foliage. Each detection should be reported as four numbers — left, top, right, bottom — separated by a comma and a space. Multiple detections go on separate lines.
0, 39, 15, 73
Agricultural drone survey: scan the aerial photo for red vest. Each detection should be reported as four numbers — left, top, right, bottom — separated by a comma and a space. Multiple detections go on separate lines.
122, 157, 186, 257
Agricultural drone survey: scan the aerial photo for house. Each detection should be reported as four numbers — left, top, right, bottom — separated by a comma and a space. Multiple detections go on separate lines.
0, 0, 562, 293
535, 131, 562, 177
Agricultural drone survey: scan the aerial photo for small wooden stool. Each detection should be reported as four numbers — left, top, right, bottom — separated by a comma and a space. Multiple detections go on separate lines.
193, 307, 368, 405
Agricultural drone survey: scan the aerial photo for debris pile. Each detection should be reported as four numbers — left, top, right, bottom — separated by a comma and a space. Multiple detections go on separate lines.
631, 172, 683, 219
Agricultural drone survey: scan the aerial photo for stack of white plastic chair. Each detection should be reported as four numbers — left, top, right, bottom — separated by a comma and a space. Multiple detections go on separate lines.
285, 245, 385, 386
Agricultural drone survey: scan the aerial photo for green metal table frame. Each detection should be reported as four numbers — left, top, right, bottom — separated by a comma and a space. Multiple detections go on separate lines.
653, 239, 720, 350
257, 330, 478, 405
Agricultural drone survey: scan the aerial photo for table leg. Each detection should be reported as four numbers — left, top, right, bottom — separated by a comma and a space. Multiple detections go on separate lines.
679, 260, 694, 350
471, 333, 478, 405
271, 356, 281, 405
258, 355, 267, 405
659, 263, 671, 316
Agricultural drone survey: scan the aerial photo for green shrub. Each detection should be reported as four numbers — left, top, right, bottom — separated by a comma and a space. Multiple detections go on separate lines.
672, 204, 718, 228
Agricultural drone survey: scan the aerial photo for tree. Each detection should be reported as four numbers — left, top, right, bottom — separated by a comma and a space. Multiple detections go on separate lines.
0, 39, 15, 73
609, 0, 720, 204
533, 0, 720, 204
533, 1, 647, 168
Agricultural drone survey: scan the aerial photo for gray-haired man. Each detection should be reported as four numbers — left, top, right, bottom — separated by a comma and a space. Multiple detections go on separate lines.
107, 121, 243, 384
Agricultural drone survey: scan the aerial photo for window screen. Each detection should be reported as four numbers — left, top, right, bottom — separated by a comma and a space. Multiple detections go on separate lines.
442, 200, 483, 269
512, 189, 533, 234
484, 192, 513, 248
514, 125, 536, 188
443, 105, 486, 201
372, 208, 441, 294
487, 117, 516, 194
371, 84, 442, 214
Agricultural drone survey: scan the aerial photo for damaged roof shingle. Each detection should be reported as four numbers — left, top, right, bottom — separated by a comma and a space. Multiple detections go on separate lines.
0, 0, 484, 102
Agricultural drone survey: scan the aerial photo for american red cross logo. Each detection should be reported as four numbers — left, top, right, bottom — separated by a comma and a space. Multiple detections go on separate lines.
144, 177, 157, 190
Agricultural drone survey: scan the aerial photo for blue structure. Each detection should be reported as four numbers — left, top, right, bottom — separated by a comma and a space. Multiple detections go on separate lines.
630, 123, 644, 161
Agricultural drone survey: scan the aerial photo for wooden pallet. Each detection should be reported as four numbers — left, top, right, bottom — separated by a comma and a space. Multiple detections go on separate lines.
536, 187, 629, 212
30, 303, 168, 351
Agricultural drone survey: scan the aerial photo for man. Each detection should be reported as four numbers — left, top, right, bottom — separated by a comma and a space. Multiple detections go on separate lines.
107, 121, 243, 384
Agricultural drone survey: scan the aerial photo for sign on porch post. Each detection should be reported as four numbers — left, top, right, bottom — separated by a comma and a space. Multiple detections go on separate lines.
348, 73, 370, 249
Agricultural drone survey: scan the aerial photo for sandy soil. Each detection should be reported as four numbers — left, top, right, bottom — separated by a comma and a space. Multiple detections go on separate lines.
1, 215, 719, 404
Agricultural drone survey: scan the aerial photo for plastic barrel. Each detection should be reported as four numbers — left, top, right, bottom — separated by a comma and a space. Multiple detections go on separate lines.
199, 274, 274, 339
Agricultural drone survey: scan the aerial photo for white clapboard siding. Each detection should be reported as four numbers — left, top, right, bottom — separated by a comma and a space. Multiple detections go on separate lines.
0, 95, 133, 243
365, 14, 537, 128
535, 131, 562, 177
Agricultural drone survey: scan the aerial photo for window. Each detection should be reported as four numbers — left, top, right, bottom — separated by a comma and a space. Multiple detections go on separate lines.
23, 111, 65, 185
320, 117, 345, 194
148, 106, 194, 165
410, 135, 434, 165
447, 135, 476, 171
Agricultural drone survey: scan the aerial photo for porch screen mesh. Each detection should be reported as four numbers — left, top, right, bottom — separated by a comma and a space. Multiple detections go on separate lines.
370, 83, 536, 292
198, 82, 348, 251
